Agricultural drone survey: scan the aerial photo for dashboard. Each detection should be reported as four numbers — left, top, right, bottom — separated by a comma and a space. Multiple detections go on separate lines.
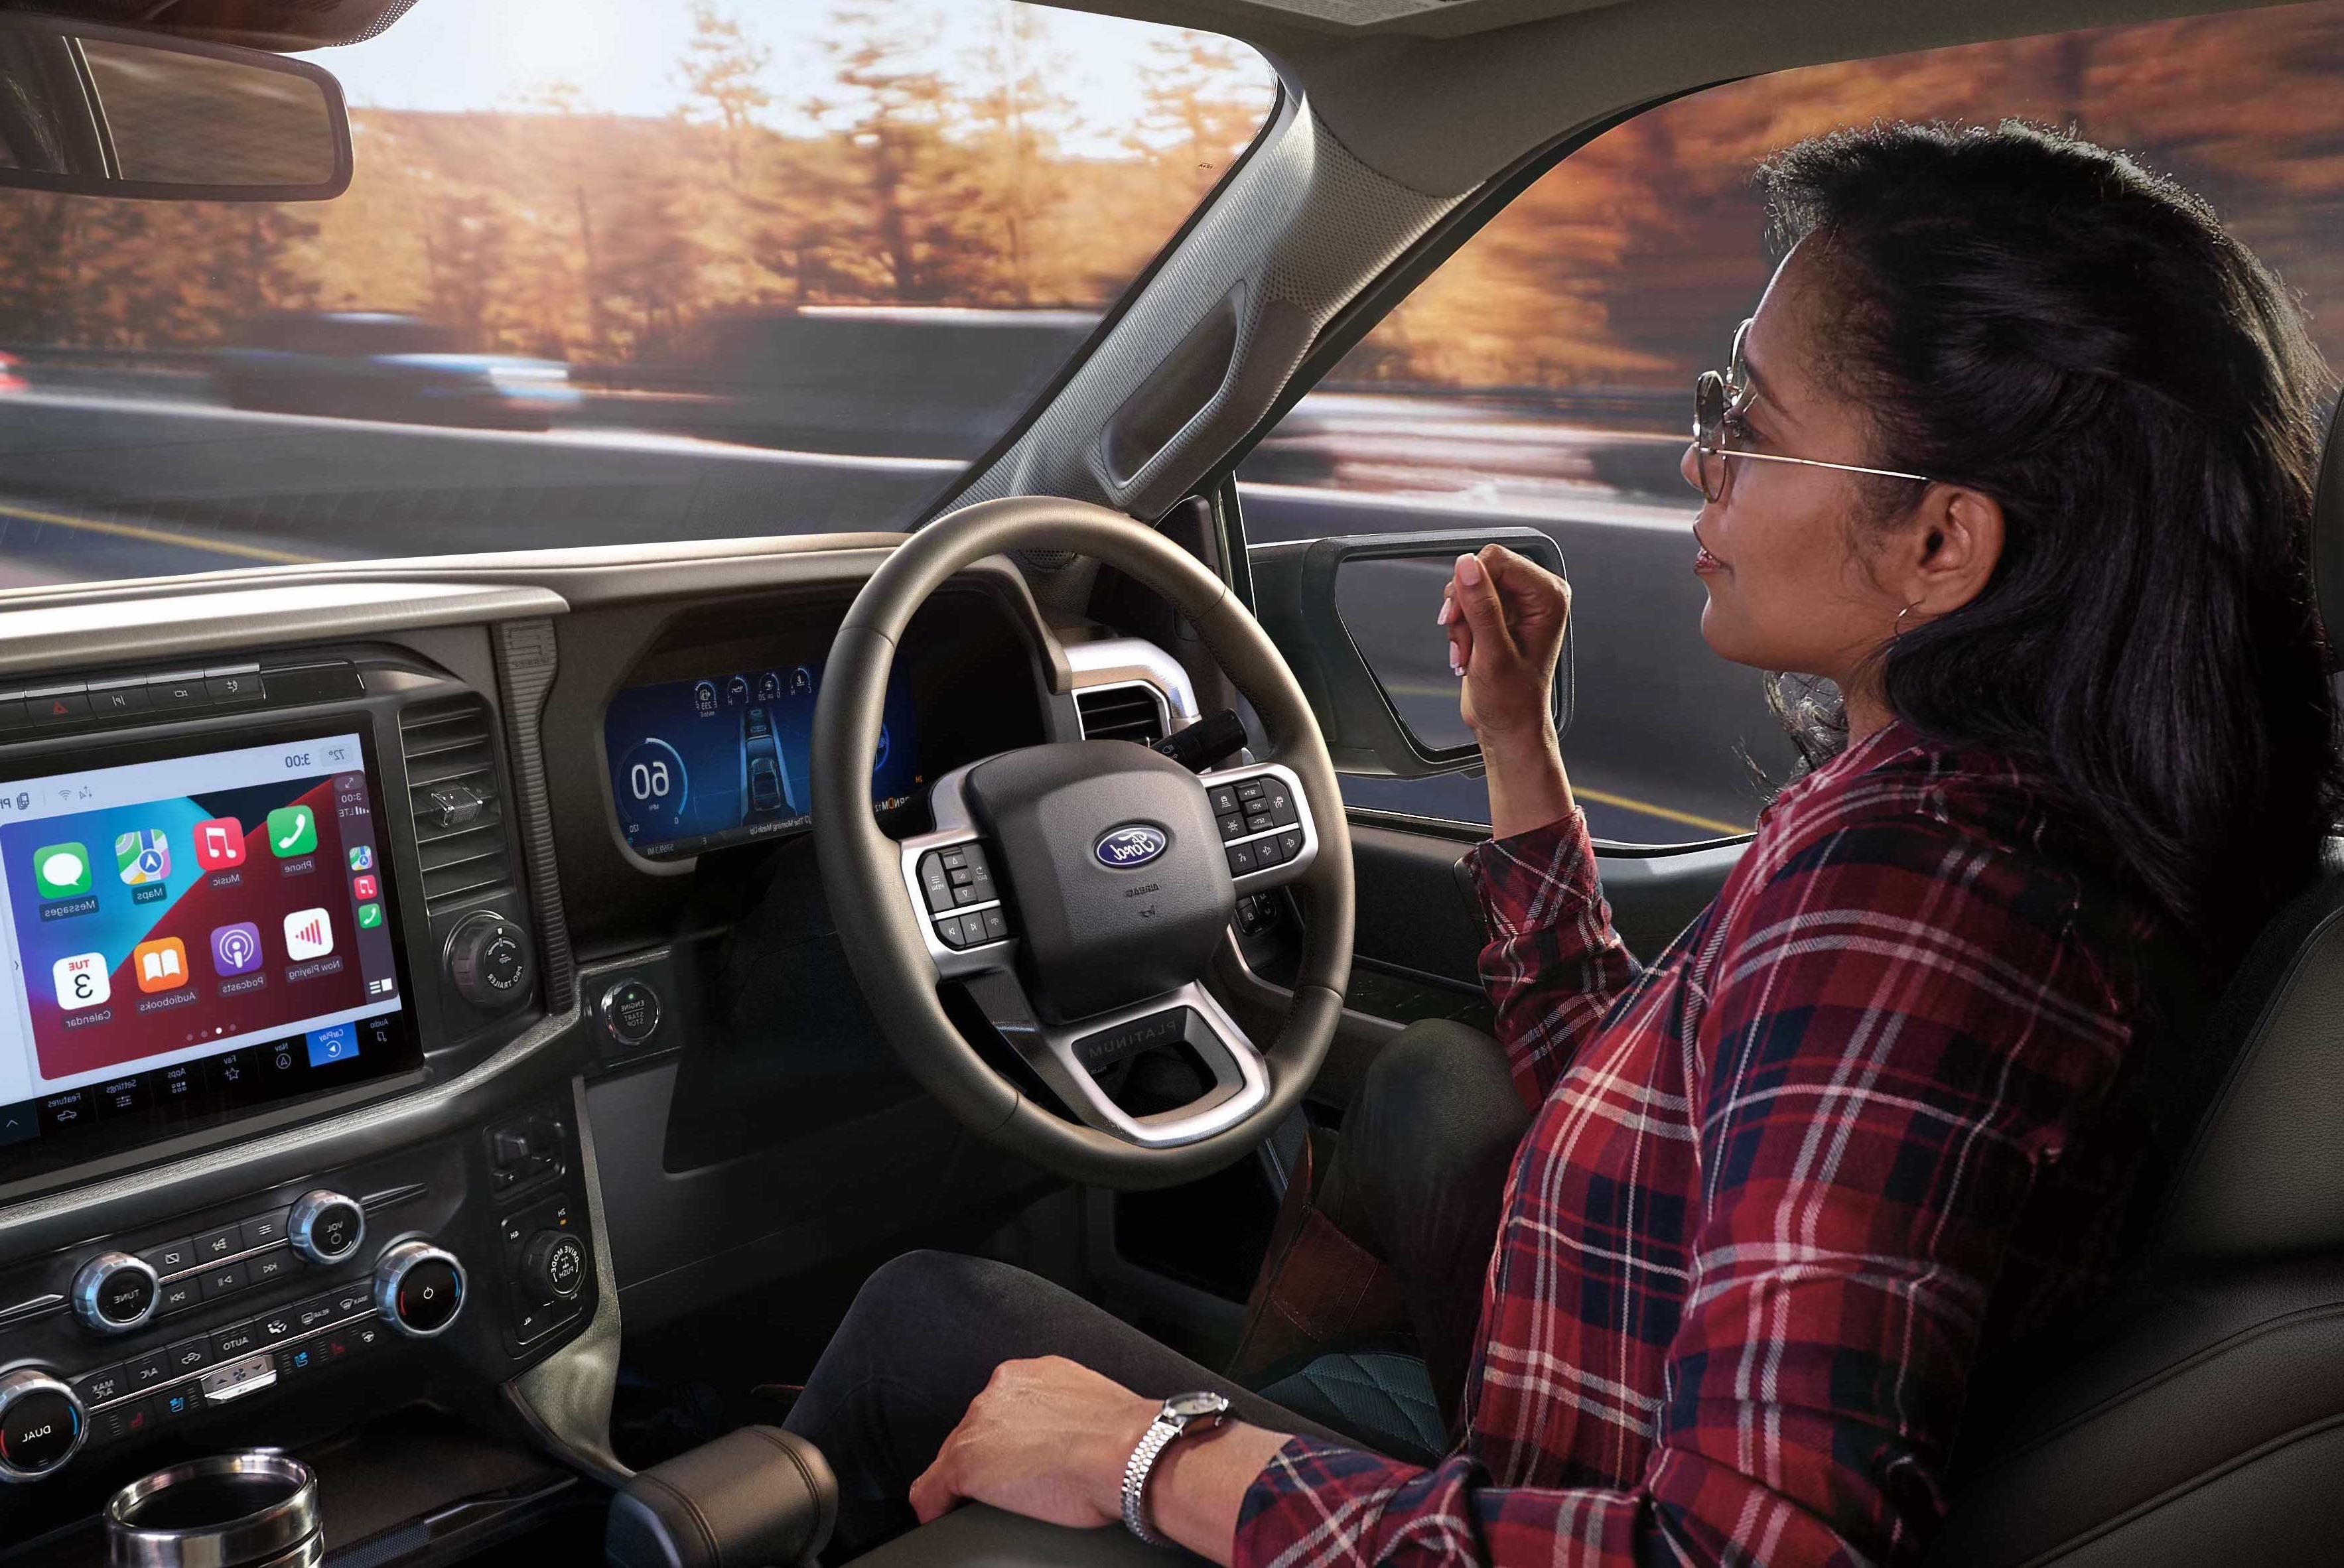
0, 546, 1148, 1547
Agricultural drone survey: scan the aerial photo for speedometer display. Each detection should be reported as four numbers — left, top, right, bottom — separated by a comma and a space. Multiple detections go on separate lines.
602, 661, 921, 858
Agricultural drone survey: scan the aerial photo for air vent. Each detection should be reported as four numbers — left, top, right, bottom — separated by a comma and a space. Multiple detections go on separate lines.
399, 697, 513, 915
1075, 684, 1168, 747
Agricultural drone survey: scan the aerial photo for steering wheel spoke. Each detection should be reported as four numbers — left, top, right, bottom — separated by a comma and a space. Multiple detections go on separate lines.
1199, 760, 1320, 893
963, 970, 1271, 1149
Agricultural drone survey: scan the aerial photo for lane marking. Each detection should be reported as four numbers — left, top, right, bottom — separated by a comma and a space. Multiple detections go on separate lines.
0, 501, 320, 565
1572, 787, 1748, 840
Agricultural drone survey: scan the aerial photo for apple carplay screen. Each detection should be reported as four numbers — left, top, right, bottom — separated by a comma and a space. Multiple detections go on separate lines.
0, 727, 421, 1187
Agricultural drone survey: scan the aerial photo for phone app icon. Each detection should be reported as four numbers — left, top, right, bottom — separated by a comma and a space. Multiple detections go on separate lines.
33, 843, 90, 899
194, 817, 245, 871
283, 907, 333, 961
350, 873, 379, 901
210, 921, 262, 977
356, 902, 383, 930
267, 806, 316, 858
52, 951, 108, 1010
346, 845, 373, 872
133, 937, 188, 993
115, 828, 170, 886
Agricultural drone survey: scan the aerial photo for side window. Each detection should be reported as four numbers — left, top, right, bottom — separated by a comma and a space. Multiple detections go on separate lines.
1243, 2, 2344, 844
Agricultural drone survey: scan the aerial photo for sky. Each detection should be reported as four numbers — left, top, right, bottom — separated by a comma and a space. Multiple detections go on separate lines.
316, 0, 1274, 157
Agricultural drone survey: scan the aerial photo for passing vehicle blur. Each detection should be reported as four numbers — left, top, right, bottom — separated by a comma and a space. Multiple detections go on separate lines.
214, 311, 582, 430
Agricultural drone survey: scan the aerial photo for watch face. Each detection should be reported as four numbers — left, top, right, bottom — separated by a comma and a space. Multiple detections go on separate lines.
1166, 1392, 1231, 1420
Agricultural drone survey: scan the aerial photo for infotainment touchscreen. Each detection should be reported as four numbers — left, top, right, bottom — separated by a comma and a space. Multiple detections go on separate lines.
0, 728, 420, 1185
603, 658, 921, 858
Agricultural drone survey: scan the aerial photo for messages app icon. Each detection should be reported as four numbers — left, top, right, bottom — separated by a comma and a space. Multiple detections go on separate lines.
33, 843, 90, 899
267, 805, 316, 858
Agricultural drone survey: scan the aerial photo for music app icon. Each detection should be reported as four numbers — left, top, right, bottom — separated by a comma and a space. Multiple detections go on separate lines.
194, 817, 245, 871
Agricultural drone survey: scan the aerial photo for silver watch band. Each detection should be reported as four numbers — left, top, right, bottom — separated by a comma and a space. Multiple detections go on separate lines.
1121, 1417, 1184, 1545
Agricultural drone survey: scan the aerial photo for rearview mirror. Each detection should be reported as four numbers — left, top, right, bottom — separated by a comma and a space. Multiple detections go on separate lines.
1250, 527, 1573, 778
0, 11, 349, 201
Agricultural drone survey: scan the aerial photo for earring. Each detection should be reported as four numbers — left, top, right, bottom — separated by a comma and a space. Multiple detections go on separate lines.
1894, 602, 1917, 635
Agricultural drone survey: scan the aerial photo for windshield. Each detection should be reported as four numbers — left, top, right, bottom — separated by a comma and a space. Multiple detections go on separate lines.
0, 1, 1274, 585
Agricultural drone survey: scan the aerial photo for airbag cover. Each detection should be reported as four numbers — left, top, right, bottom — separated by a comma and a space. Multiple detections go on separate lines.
967, 741, 1233, 1023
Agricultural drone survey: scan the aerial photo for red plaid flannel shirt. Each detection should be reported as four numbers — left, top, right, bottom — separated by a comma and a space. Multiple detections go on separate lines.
1237, 720, 2164, 1567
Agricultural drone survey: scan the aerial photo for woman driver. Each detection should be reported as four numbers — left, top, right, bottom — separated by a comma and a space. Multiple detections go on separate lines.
786, 121, 2343, 1565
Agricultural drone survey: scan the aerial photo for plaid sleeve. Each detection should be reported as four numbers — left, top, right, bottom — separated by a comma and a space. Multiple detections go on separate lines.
1234, 816, 2130, 1567
1463, 809, 1639, 1106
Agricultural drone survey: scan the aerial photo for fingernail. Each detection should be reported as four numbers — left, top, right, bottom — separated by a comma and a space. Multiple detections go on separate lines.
1458, 555, 1483, 587
1449, 649, 1463, 677
1436, 598, 1453, 626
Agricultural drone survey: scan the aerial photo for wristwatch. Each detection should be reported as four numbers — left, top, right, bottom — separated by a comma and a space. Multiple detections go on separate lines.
1121, 1390, 1232, 1545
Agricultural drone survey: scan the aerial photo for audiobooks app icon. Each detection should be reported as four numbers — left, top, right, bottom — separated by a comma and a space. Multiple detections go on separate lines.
133, 937, 188, 993
283, 907, 333, 962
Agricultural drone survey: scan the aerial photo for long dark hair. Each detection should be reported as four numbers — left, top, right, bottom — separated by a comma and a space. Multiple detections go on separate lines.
1758, 121, 2341, 952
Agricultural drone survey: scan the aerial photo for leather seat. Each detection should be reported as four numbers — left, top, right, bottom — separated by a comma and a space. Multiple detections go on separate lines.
1922, 403, 2344, 1565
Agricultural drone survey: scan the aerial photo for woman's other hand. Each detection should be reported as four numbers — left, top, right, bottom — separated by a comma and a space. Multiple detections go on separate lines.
1442, 545, 1579, 838
908, 1356, 1157, 1530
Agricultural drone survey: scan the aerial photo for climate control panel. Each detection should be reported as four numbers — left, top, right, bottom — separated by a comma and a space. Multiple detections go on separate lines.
0, 1107, 594, 1486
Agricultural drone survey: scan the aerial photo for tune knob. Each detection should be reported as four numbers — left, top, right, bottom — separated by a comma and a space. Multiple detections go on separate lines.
445, 911, 531, 1012
287, 1190, 366, 1266
521, 1229, 586, 1302
374, 1242, 466, 1339
70, 1252, 158, 1335
0, 1370, 84, 1482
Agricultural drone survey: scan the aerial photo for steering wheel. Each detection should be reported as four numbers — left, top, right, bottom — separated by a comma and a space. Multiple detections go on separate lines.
812, 496, 1355, 1189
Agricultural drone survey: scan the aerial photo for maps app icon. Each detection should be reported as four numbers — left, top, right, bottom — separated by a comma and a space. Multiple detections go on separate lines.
115, 829, 169, 886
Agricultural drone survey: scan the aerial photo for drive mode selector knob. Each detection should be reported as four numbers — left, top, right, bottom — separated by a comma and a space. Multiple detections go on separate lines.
375, 1242, 466, 1338
287, 1190, 366, 1266
522, 1230, 586, 1302
445, 911, 531, 1012
0, 1370, 84, 1482
70, 1252, 158, 1335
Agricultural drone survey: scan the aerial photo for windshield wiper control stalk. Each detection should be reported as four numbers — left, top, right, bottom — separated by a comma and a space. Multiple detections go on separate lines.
1153, 710, 1247, 773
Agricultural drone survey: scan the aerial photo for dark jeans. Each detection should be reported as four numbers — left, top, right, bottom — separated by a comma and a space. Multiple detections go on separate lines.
784, 1020, 1529, 1558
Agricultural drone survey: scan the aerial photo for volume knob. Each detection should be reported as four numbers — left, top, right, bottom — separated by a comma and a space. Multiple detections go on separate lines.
0, 1370, 84, 1482
287, 1191, 365, 1266
70, 1252, 157, 1336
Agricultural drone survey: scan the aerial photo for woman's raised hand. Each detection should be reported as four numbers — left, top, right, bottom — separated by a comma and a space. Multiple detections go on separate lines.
1442, 544, 1572, 744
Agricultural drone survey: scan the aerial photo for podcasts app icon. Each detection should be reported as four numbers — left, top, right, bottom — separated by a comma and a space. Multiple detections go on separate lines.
211, 921, 263, 978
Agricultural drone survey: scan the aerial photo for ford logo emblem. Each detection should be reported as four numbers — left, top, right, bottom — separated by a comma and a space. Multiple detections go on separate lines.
1094, 824, 1168, 869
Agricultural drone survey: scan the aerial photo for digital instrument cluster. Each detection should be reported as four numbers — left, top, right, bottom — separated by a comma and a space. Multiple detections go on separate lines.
603, 659, 922, 859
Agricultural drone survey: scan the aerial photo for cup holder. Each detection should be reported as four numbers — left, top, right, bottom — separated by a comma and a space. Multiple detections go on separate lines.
105, 1451, 321, 1568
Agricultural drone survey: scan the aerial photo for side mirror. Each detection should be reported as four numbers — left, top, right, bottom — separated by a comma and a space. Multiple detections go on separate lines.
1250, 527, 1572, 778
0, 11, 349, 202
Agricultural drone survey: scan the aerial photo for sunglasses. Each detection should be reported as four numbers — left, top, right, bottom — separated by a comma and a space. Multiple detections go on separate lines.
1691, 319, 1934, 503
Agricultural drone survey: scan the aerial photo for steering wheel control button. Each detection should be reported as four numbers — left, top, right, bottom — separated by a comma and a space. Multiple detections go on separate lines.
1208, 785, 1239, 817
72, 1254, 160, 1335
446, 911, 533, 1012
1276, 830, 1305, 862
918, 852, 956, 913
0, 1370, 85, 1481
376, 1242, 466, 1338
1217, 813, 1247, 842
287, 1190, 366, 1266
599, 978, 663, 1047
1235, 779, 1265, 804
934, 915, 970, 948
980, 907, 1010, 942
1227, 841, 1257, 875
522, 1230, 587, 1302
